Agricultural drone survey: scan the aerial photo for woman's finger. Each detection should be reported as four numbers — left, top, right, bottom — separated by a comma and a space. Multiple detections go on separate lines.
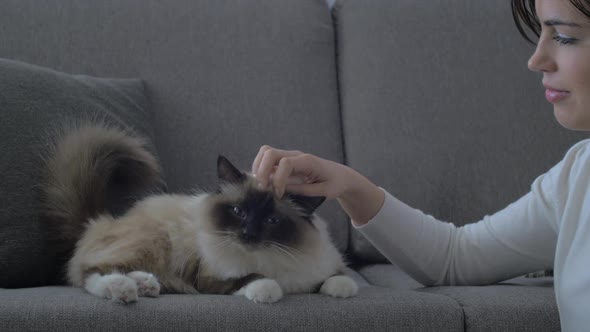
272, 154, 315, 198
252, 145, 272, 175
256, 148, 302, 189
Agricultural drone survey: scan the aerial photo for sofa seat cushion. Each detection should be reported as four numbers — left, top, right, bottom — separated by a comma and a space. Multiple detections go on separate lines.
0, 286, 464, 331
357, 264, 558, 330
419, 277, 558, 331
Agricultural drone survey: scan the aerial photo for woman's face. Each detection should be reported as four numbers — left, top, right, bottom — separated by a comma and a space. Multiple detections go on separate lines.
528, 0, 590, 130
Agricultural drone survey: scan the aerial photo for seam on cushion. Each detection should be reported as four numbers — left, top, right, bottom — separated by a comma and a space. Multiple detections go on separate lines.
416, 288, 467, 332
330, 0, 352, 257
330, 4, 347, 171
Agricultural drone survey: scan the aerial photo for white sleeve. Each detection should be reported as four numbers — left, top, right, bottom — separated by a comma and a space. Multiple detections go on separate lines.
354, 173, 558, 286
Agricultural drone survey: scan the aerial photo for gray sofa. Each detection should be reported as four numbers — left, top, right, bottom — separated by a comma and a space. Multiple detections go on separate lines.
1, 1, 585, 331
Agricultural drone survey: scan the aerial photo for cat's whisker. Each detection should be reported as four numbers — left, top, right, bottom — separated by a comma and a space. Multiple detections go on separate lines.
211, 236, 235, 251
269, 241, 302, 255
267, 242, 301, 266
267, 241, 303, 259
179, 248, 198, 277
194, 261, 202, 288
211, 232, 238, 247
178, 250, 191, 275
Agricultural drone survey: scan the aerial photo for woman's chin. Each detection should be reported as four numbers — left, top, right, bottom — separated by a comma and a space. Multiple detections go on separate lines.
554, 107, 585, 131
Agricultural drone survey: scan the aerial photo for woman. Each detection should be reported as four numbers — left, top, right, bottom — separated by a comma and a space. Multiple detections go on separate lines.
252, 0, 590, 330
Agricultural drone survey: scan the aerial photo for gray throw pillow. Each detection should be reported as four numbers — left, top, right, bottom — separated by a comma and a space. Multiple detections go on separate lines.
0, 58, 162, 287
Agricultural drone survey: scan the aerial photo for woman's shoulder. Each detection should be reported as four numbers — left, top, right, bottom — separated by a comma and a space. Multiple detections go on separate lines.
531, 139, 590, 223
566, 138, 590, 154
562, 138, 590, 168
547, 138, 590, 192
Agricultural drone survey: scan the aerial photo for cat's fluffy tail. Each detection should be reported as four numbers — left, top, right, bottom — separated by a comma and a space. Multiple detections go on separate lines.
42, 122, 164, 280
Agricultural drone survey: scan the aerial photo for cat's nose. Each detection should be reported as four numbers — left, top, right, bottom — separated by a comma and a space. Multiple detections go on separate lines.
241, 227, 258, 243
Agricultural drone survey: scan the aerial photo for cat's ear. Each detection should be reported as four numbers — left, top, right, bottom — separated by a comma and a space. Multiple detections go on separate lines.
286, 193, 326, 215
217, 155, 246, 184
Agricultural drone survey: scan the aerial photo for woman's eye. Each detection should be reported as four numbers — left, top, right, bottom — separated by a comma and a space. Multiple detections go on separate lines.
266, 217, 280, 225
232, 206, 246, 218
553, 34, 577, 45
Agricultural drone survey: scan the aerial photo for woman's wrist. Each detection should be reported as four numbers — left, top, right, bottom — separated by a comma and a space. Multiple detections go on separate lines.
337, 168, 385, 226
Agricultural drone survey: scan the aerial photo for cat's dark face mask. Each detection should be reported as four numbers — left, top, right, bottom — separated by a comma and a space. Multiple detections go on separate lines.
212, 156, 325, 248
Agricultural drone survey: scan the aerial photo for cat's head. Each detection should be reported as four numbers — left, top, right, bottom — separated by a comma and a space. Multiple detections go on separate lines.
206, 155, 326, 251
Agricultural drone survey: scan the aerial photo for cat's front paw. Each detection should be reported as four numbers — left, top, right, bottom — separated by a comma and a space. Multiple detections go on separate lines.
127, 271, 161, 297
104, 275, 139, 304
244, 278, 283, 303
319, 275, 358, 298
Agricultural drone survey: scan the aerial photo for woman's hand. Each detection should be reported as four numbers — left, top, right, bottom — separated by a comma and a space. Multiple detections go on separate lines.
252, 146, 352, 199
252, 145, 385, 225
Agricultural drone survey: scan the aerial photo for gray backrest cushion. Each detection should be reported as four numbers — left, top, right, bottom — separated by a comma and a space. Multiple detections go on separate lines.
334, 0, 589, 262
0, 58, 159, 287
0, 1, 348, 251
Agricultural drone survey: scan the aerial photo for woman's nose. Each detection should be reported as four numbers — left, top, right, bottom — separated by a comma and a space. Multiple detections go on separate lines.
528, 40, 557, 73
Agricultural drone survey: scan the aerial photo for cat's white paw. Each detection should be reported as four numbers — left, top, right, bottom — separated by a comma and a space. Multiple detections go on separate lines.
127, 271, 161, 297
104, 275, 139, 304
319, 275, 358, 298
244, 278, 283, 303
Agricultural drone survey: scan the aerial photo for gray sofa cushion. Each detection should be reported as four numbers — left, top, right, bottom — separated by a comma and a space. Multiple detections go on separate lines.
0, 286, 464, 331
0, 58, 159, 287
0, 0, 349, 252
420, 277, 559, 331
334, 0, 589, 262
360, 264, 558, 331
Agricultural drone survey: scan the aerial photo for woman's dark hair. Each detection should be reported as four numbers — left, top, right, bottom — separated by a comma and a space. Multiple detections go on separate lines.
512, 0, 590, 43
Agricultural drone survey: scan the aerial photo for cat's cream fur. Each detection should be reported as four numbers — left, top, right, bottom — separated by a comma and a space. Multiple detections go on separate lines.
43, 123, 358, 303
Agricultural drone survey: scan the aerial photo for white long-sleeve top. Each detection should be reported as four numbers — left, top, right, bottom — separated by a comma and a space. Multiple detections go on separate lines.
354, 139, 590, 331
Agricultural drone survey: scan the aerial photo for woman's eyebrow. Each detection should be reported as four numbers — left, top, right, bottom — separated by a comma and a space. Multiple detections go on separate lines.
543, 18, 582, 27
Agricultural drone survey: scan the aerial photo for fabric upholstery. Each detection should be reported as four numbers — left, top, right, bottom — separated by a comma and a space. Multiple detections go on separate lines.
0, 58, 157, 287
0, 0, 349, 251
420, 277, 558, 331
334, 0, 589, 262
0, 286, 464, 332
359, 264, 559, 331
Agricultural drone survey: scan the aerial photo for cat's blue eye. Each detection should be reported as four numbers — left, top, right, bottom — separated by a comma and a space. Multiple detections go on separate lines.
552, 34, 577, 45
232, 206, 246, 219
266, 217, 280, 225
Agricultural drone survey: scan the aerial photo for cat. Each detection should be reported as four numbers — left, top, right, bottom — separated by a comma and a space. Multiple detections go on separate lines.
42, 122, 358, 304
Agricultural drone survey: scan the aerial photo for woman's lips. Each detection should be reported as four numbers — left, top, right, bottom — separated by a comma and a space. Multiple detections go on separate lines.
544, 87, 570, 103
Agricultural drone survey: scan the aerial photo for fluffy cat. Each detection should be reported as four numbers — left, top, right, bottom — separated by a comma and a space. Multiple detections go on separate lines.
42, 123, 358, 304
